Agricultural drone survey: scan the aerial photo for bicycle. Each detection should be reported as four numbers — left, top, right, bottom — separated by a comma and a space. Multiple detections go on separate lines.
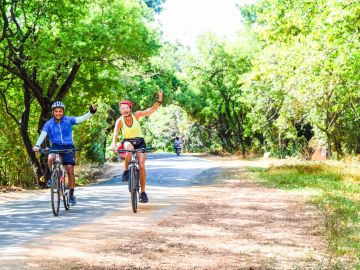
175, 146, 181, 156
39, 148, 80, 216
117, 147, 151, 213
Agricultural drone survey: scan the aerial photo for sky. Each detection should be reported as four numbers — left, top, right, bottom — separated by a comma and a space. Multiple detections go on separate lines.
156, 0, 258, 48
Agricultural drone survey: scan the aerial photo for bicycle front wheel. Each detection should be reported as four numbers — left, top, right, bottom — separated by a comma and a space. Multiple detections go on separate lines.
129, 166, 139, 213
51, 169, 61, 216
62, 180, 70, 211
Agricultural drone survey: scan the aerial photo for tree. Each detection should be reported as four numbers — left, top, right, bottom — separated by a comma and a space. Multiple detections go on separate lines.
0, 0, 160, 183
179, 33, 253, 155
241, 0, 360, 157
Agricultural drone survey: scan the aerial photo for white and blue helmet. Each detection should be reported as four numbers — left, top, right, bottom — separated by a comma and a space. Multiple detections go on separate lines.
51, 101, 65, 110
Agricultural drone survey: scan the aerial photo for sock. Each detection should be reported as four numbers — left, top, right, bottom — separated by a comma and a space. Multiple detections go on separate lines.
70, 189, 74, 197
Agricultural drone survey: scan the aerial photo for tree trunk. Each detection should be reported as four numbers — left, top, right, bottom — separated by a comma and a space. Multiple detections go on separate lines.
232, 105, 246, 157
326, 131, 332, 158
21, 84, 43, 185
37, 100, 52, 133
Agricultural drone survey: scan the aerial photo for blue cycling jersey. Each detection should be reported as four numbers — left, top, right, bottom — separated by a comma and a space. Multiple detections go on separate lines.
42, 116, 77, 145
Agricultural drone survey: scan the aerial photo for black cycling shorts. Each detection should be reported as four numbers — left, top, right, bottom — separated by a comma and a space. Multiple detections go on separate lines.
122, 137, 146, 150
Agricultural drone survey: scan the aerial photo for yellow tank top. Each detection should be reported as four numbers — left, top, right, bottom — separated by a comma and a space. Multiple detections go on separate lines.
120, 114, 144, 139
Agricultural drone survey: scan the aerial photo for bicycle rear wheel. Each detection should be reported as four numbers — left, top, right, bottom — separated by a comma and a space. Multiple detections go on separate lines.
51, 169, 60, 216
129, 166, 139, 213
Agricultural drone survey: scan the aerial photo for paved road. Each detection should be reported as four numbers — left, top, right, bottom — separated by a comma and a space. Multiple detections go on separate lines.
0, 153, 222, 259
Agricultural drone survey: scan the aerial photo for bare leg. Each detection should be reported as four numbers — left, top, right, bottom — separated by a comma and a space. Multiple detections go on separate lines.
123, 142, 134, 171
66, 165, 75, 189
137, 152, 146, 193
47, 154, 55, 170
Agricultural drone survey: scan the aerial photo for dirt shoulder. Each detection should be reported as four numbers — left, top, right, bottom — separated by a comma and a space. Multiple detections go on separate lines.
0, 155, 328, 269
14, 157, 327, 270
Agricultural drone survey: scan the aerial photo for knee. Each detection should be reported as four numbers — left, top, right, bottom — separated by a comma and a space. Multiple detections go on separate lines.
139, 163, 145, 171
67, 165, 74, 173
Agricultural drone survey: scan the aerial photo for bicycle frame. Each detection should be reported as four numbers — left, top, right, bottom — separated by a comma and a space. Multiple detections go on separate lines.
51, 153, 65, 183
129, 152, 139, 170
39, 148, 79, 216
51, 153, 67, 195
117, 148, 149, 213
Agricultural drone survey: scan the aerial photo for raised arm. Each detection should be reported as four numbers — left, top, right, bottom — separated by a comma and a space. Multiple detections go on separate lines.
134, 90, 163, 119
75, 105, 97, 124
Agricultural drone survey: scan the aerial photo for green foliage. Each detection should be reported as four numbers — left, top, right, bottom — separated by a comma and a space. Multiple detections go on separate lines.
178, 33, 254, 155
142, 105, 184, 151
140, 104, 218, 152
0, 110, 34, 187
242, 0, 360, 158
0, 0, 161, 186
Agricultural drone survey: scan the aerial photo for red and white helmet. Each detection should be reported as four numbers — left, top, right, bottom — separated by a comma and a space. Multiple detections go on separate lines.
119, 100, 133, 109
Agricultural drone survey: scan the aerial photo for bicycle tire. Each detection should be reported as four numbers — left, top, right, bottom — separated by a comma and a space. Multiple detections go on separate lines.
51, 169, 60, 216
129, 166, 138, 213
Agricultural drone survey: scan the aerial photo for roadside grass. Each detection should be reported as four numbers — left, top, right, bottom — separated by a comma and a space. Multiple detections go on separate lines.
75, 163, 106, 186
248, 163, 360, 269
75, 177, 92, 186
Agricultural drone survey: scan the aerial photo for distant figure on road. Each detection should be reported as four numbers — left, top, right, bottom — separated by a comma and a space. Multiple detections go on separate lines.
174, 137, 182, 155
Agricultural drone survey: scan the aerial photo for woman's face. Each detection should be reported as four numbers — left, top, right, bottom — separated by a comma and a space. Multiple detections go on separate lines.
120, 104, 131, 116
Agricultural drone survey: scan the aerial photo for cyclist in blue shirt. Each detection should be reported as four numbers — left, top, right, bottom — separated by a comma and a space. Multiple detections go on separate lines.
32, 101, 97, 205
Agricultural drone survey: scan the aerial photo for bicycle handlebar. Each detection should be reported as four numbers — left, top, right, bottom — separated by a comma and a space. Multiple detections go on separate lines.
117, 147, 152, 154
39, 148, 82, 155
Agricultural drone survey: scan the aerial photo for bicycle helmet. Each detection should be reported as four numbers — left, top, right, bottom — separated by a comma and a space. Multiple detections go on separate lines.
51, 101, 65, 110
119, 100, 133, 109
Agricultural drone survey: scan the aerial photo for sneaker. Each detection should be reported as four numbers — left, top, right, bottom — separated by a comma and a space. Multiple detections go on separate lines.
122, 170, 129, 182
46, 179, 52, 188
140, 192, 149, 203
69, 196, 77, 205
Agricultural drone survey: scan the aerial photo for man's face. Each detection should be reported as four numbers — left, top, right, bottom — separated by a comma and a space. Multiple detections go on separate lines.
52, 108, 64, 120
120, 104, 131, 116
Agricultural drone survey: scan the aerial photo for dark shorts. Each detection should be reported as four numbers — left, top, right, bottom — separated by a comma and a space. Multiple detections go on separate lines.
50, 144, 75, 166
122, 138, 146, 150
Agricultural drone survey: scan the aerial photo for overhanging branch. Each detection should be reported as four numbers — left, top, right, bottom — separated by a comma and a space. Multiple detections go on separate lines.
56, 62, 81, 100
0, 63, 44, 103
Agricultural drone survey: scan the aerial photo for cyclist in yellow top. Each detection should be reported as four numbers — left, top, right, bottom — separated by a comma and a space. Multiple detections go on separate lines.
111, 90, 163, 203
